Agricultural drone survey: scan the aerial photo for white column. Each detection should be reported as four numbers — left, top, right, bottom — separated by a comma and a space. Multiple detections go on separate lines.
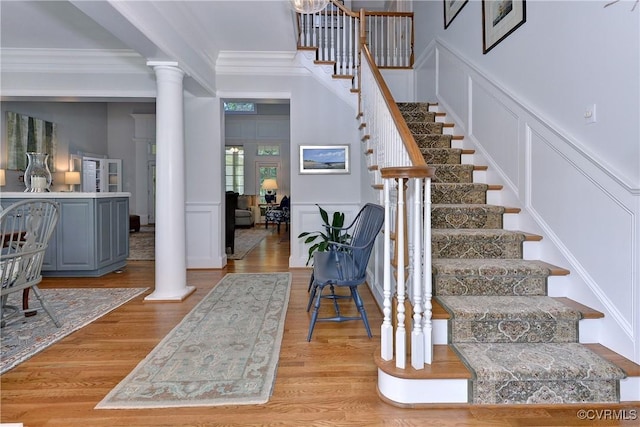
144, 61, 195, 301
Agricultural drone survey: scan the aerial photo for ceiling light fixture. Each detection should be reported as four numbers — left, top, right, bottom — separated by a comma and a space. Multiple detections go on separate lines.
290, 0, 330, 14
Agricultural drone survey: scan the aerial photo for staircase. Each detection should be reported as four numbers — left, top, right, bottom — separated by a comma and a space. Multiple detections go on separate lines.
374, 102, 640, 405
294, 2, 640, 407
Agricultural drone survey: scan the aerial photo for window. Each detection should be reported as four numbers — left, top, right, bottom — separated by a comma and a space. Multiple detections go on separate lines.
223, 102, 256, 113
257, 144, 280, 156
225, 146, 244, 193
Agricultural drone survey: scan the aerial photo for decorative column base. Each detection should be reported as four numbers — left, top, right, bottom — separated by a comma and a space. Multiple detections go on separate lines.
144, 286, 196, 302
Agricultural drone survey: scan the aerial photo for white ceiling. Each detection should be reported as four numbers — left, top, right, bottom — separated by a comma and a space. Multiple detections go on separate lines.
0, 0, 391, 98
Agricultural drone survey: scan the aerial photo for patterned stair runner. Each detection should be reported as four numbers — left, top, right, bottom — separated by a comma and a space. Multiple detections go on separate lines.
398, 102, 627, 404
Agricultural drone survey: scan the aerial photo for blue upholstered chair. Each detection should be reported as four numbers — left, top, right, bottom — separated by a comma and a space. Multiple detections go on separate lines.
306, 203, 384, 341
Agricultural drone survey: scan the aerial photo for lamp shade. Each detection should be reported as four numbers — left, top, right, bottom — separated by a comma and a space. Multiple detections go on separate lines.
65, 171, 81, 185
262, 178, 278, 191
290, 0, 329, 13
0, 169, 5, 186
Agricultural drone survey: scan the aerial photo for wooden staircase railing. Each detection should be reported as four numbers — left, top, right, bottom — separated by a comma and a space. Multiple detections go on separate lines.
296, 2, 431, 369
360, 44, 435, 368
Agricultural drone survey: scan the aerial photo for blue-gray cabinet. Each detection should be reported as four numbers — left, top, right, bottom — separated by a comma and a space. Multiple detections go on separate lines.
1, 193, 130, 277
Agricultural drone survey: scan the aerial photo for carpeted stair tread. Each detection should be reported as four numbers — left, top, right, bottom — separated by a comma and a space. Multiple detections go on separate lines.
438, 296, 581, 343
432, 229, 526, 259
432, 204, 505, 229
453, 342, 626, 404
432, 259, 557, 296
432, 183, 489, 204
432, 258, 558, 276
437, 296, 580, 321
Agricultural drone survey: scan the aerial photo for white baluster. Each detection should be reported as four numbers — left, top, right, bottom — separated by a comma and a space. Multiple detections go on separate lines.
423, 176, 433, 364
381, 178, 393, 360
411, 178, 425, 369
395, 178, 406, 369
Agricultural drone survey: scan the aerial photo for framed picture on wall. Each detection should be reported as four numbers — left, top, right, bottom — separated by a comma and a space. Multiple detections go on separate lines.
299, 145, 350, 174
444, 0, 468, 29
482, 0, 526, 54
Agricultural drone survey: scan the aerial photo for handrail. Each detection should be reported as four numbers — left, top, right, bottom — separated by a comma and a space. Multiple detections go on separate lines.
360, 44, 425, 167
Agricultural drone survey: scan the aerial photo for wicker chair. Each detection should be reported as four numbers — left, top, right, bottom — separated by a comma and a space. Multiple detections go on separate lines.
1, 200, 60, 328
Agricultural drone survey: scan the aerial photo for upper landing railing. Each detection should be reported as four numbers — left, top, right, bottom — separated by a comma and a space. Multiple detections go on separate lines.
296, 1, 414, 85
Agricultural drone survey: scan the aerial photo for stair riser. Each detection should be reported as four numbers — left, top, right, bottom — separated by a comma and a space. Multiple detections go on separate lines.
432, 208, 503, 229
433, 165, 475, 183
422, 149, 461, 165
414, 134, 452, 149
400, 111, 436, 122
408, 122, 443, 134
432, 236, 523, 259
433, 276, 548, 296
432, 184, 488, 204
471, 380, 621, 404
396, 102, 431, 113
449, 320, 579, 343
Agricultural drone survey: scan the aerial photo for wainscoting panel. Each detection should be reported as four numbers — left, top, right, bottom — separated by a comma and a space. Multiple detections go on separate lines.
529, 127, 635, 335
186, 202, 223, 269
470, 80, 520, 192
436, 48, 468, 129
290, 202, 361, 268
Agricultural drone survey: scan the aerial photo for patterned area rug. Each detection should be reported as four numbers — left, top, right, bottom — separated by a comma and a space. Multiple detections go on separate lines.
1, 287, 148, 374
128, 226, 155, 260
128, 227, 272, 261
96, 272, 291, 409
228, 228, 273, 260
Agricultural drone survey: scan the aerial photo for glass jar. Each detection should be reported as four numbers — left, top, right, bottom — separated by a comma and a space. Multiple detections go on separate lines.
24, 152, 52, 192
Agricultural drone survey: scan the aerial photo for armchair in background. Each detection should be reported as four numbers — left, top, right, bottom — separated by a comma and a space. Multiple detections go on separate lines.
235, 195, 256, 228
265, 196, 290, 233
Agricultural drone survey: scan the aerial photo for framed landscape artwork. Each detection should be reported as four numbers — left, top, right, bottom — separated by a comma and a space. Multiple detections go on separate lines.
299, 145, 349, 174
444, 0, 468, 29
482, 0, 526, 54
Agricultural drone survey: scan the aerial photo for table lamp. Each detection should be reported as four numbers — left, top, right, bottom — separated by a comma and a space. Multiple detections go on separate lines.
65, 171, 81, 191
262, 178, 278, 204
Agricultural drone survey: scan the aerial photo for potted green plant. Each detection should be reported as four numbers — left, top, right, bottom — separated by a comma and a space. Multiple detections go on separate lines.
298, 204, 351, 265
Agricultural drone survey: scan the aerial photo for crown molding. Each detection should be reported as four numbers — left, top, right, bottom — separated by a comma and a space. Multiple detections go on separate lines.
215, 51, 309, 76
1, 48, 149, 74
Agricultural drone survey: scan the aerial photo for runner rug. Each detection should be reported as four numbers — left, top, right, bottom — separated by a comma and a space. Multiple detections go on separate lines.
96, 272, 292, 409
1, 287, 148, 374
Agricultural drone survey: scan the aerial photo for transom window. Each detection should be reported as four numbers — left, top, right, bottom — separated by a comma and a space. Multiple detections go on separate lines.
223, 102, 256, 113
257, 144, 280, 156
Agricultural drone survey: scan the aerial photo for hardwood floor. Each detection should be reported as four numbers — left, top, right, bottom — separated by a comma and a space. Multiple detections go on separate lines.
2, 229, 639, 426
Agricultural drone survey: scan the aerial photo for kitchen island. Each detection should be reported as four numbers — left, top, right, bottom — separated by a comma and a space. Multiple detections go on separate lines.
1, 192, 131, 277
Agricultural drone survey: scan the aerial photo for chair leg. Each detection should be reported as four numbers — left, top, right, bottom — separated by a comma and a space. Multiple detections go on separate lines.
30, 285, 61, 327
329, 284, 341, 316
350, 286, 372, 338
307, 272, 315, 292
307, 284, 325, 341
307, 281, 318, 312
